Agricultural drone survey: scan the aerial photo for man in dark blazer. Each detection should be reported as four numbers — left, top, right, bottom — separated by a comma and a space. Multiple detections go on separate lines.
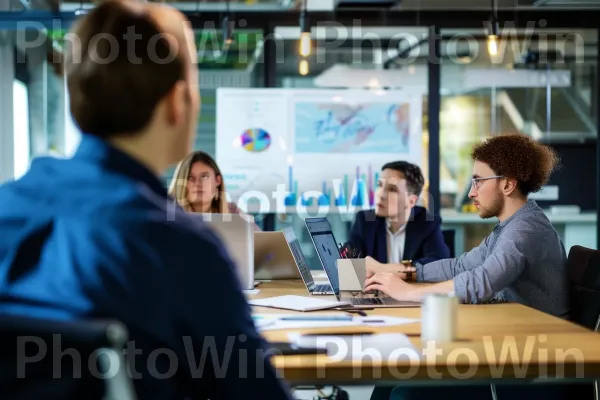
346, 161, 449, 266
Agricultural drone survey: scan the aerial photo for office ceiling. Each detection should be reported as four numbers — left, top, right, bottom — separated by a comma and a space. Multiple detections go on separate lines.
388, 0, 600, 9
15, 0, 600, 12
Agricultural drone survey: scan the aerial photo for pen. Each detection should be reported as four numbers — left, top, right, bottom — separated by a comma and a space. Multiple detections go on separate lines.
338, 243, 346, 258
279, 315, 353, 321
362, 320, 385, 323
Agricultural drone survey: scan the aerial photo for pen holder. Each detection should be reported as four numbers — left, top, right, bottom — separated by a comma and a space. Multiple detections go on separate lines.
337, 258, 366, 292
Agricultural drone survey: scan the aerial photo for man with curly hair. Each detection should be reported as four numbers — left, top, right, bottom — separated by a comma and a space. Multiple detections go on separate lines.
367, 134, 573, 400
364, 134, 569, 318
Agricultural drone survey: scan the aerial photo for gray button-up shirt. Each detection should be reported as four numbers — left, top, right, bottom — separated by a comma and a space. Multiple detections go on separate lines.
416, 200, 570, 318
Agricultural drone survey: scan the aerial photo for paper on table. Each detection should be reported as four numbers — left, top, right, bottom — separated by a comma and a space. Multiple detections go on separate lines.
243, 289, 260, 295
252, 314, 419, 331
289, 333, 422, 361
248, 295, 350, 312
253, 319, 277, 329
263, 320, 361, 331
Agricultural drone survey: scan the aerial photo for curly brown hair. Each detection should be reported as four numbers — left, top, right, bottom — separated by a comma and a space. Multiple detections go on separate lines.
471, 134, 560, 196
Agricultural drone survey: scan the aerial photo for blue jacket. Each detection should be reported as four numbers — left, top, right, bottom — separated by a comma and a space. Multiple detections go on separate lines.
346, 207, 450, 265
0, 134, 292, 400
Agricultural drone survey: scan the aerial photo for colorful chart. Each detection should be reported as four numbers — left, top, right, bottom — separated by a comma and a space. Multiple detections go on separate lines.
240, 128, 272, 152
284, 164, 379, 208
294, 102, 410, 154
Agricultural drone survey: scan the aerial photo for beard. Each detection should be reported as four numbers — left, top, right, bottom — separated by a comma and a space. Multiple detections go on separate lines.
478, 191, 505, 219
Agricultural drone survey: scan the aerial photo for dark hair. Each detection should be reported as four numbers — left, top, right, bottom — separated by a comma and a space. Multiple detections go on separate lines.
471, 133, 560, 196
64, 0, 186, 137
381, 161, 425, 196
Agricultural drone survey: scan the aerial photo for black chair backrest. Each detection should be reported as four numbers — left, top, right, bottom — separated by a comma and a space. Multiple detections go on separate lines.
0, 315, 132, 400
442, 229, 456, 258
566, 245, 600, 331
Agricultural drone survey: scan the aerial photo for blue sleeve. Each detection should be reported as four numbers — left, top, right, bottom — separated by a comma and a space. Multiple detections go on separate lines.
416, 235, 489, 283
93, 213, 293, 400
167, 224, 293, 399
453, 228, 528, 304
413, 216, 450, 266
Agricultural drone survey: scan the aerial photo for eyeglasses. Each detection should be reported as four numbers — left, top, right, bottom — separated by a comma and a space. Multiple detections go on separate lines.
187, 175, 211, 184
471, 175, 504, 190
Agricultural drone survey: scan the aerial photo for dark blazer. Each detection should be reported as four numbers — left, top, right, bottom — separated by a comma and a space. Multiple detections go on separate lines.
346, 206, 450, 266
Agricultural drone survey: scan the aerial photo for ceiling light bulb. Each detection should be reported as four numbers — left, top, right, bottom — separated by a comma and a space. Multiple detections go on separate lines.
487, 35, 499, 56
299, 59, 309, 76
299, 32, 311, 57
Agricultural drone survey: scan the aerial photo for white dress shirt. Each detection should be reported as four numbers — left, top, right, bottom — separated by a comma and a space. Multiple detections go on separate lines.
386, 221, 407, 264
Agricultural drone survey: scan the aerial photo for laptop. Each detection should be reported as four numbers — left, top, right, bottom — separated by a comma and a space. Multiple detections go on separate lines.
304, 217, 420, 309
281, 226, 334, 295
254, 231, 301, 280
191, 213, 255, 290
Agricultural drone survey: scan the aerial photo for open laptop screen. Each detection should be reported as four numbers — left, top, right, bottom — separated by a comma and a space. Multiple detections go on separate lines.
282, 226, 314, 285
304, 218, 342, 295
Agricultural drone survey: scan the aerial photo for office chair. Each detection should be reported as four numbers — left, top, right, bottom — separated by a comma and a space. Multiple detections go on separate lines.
566, 245, 600, 400
0, 315, 136, 400
489, 246, 600, 400
567, 245, 600, 331
442, 229, 456, 258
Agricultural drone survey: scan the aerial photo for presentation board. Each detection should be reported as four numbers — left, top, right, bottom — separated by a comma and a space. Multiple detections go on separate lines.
216, 88, 423, 212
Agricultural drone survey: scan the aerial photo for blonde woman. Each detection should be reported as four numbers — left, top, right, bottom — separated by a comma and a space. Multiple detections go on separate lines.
169, 150, 238, 213
169, 151, 261, 231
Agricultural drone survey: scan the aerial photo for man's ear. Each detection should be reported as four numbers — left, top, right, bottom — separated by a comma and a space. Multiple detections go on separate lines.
502, 177, 518, 196
165, 81, 188, 125
408, 194, 419, 208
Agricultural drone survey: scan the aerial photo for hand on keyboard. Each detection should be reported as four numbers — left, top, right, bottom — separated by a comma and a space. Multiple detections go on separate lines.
365, 256, 416, 280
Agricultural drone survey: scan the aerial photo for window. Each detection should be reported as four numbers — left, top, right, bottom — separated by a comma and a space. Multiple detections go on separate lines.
13, 79, 30, 179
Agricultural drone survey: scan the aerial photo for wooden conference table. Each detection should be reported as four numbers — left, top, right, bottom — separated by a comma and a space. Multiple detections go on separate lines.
248, 279, 600, 386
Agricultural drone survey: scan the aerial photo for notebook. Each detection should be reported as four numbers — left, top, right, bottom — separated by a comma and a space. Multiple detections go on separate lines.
248, 295, 351, 312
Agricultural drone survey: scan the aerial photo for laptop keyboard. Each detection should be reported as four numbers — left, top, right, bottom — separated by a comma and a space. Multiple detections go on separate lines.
350, 297, 385, 305
313, 284, 332, 293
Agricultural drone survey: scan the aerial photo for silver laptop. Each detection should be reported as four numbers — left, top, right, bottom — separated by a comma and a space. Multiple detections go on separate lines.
281, 226, 334, 295
191, 213, 255, 290
304, 217, 420, 308
254, 231, 301, 280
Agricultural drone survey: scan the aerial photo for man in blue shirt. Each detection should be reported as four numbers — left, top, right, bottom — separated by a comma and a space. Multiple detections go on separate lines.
0, 1, 292, 399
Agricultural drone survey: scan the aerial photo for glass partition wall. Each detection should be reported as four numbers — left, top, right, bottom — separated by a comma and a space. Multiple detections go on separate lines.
0, 27, 67, 183
440, 28, 598, 253
270, 26, 598, 262
0, 17, 596, 256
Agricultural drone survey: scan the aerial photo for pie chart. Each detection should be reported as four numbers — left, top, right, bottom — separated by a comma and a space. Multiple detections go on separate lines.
240, 128, 271, 152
